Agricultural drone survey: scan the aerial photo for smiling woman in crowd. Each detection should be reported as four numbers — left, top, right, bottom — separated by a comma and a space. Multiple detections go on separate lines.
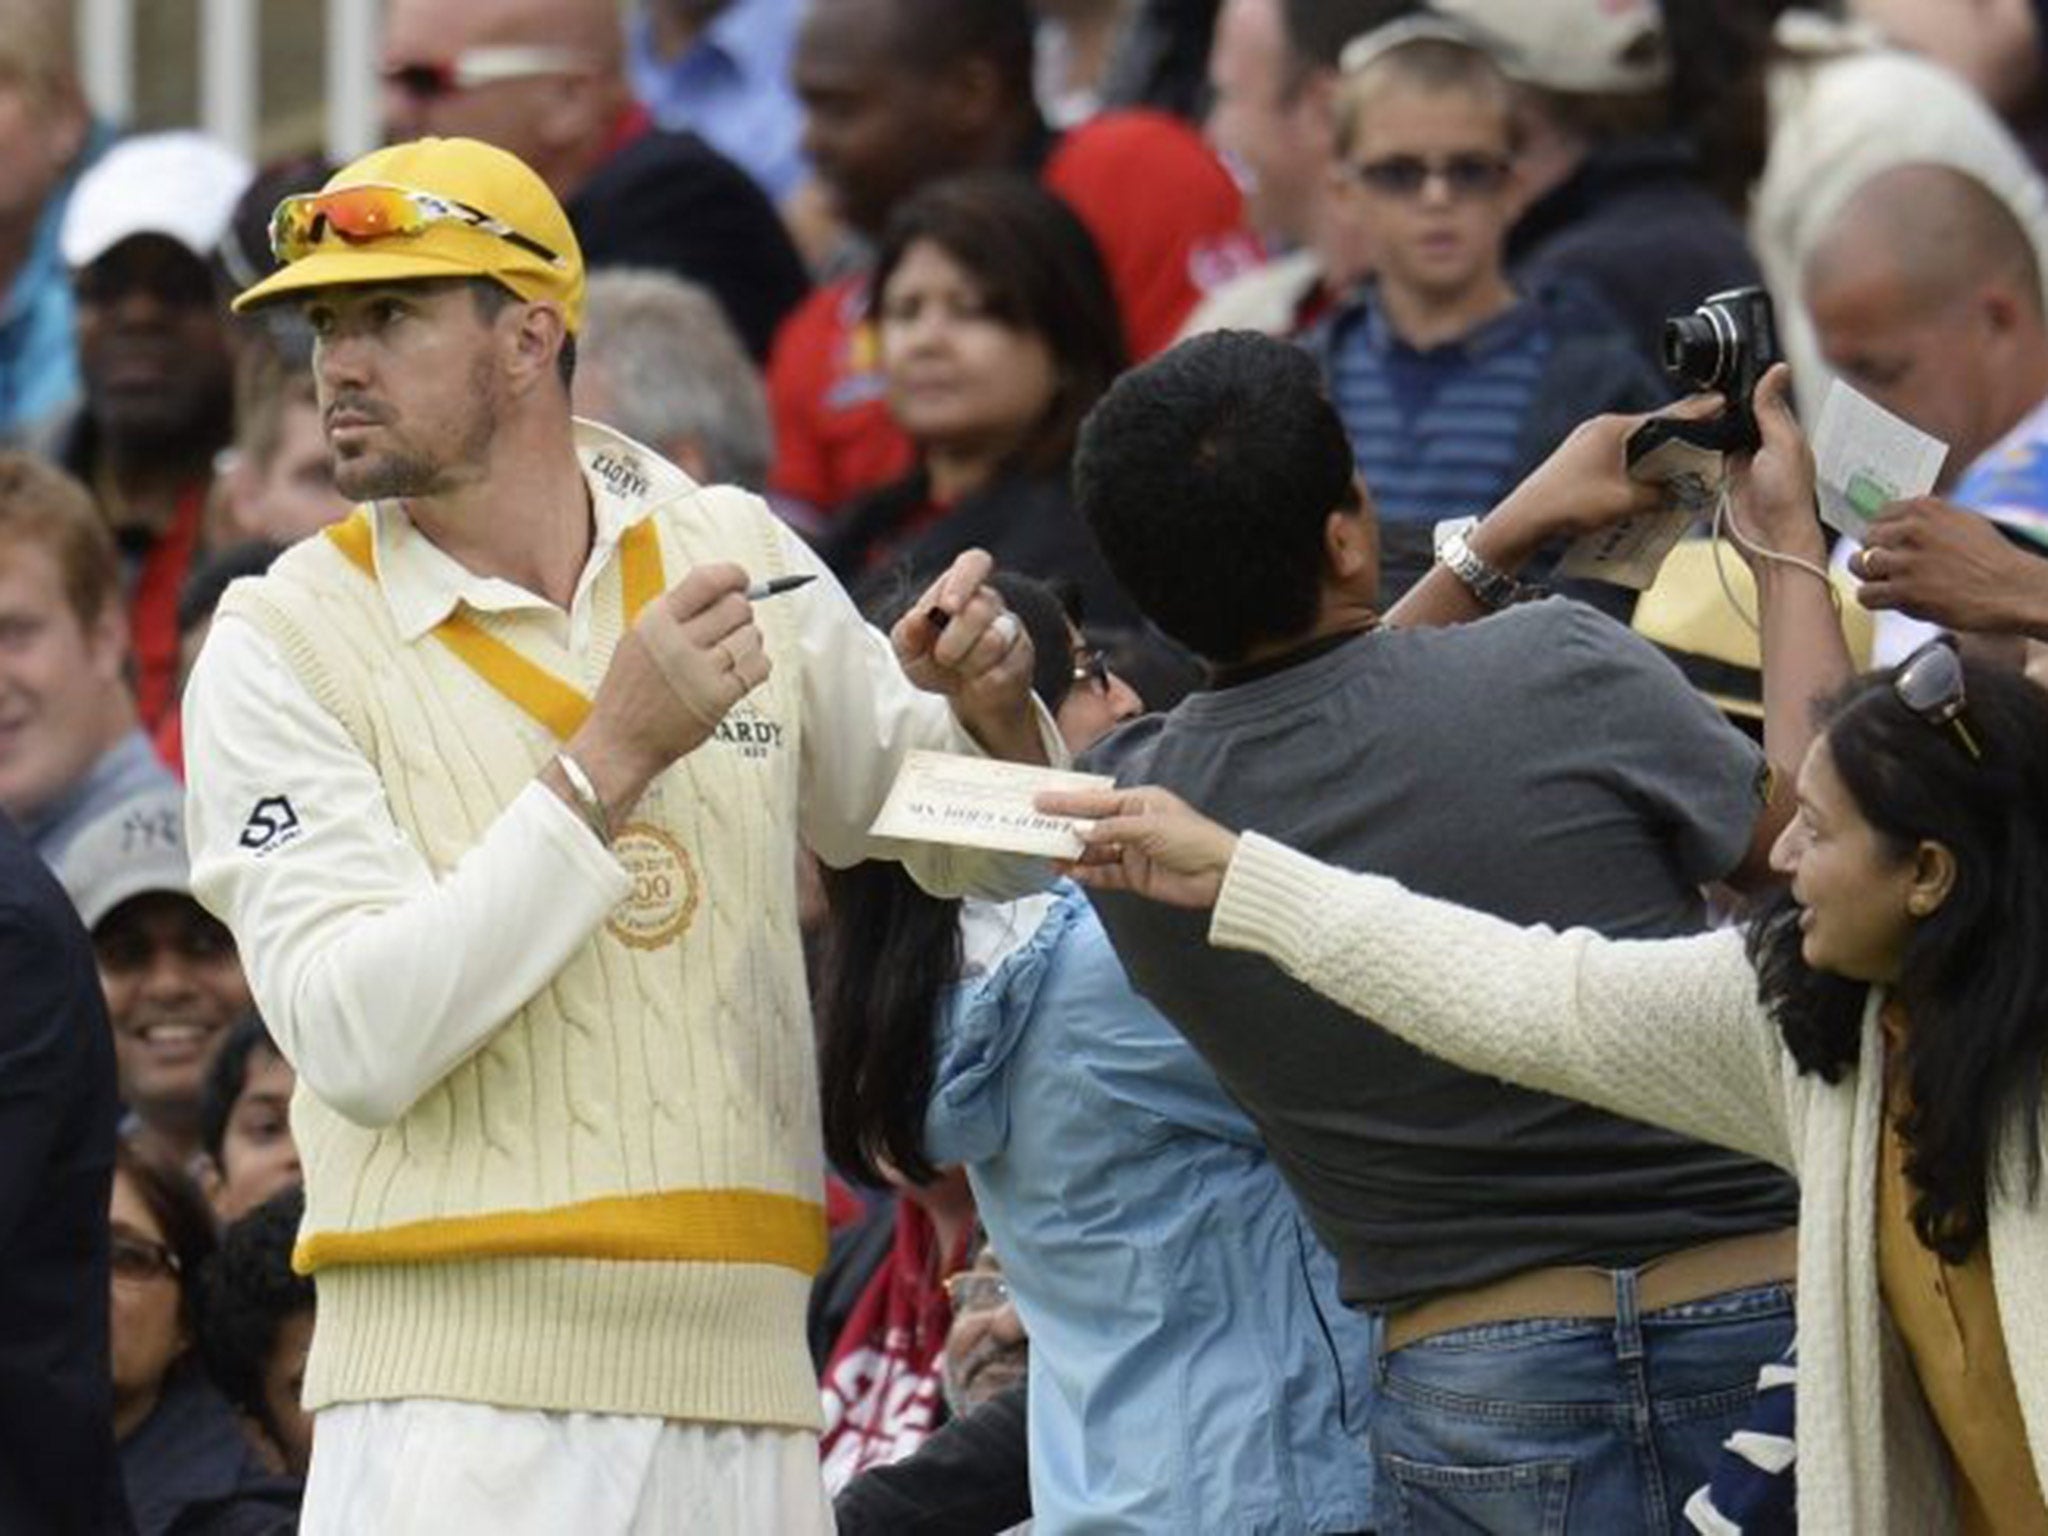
819, 172, 1140, 626
1054, 633, 2048, 1531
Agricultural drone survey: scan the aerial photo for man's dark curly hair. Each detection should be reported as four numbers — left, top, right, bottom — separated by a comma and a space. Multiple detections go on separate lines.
1074, 330, 1357, 663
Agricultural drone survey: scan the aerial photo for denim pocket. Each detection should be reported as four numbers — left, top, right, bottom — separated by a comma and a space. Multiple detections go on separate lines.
1383, 1452, 1573, 1535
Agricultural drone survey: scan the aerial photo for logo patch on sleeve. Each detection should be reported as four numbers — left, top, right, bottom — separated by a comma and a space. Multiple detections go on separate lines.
239, 795, 302, 855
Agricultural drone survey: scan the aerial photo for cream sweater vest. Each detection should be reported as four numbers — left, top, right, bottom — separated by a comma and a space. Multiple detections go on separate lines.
218, 474, 825, 1431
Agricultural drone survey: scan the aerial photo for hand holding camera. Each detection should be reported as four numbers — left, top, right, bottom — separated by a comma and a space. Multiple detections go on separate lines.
1555, 288, 1788, 589
1622, 286, 1784, 510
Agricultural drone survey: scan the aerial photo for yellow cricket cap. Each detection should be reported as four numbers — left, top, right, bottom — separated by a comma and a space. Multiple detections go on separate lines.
230, 137, 586, 332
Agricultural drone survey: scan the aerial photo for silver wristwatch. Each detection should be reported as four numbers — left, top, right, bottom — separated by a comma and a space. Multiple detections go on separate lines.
1435, 524, 1534, 611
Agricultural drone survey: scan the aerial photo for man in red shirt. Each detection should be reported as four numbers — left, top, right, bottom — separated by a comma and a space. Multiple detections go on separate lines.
773, 0, 1260, 522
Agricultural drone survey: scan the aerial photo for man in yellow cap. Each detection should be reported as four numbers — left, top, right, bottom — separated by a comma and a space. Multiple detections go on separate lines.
179, 136, 1054, 1534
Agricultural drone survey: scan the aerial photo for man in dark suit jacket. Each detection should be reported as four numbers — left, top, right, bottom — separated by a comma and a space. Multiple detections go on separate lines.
0, 813, 130, 1534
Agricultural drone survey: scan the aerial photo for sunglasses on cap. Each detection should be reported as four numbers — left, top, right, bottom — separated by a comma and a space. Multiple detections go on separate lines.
1347, 152, 1512, 199
1893, 636, 1982, 760
381, 44, 589, 101
269, 183, 565, 269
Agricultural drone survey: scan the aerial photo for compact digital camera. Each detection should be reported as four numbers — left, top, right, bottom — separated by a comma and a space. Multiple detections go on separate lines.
1628, 285, 1783, 465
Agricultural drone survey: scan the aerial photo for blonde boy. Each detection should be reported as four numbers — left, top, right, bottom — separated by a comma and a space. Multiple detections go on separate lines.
1313, 26, 1659, 603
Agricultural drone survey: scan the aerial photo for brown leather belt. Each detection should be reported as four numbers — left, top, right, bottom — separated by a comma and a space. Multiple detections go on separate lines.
1383, 1227, 1797, 1353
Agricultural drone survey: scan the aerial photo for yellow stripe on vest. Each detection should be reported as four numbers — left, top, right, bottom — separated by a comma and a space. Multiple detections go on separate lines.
322, 509, 667, 742
434, 615, 592, 738
326, 508, 376, 575
293, 1187, 827, 1277
618, 517, 664, 623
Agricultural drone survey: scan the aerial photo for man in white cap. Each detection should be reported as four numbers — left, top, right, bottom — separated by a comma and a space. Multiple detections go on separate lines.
183, 135, 1053, 1533
49, 130, 252, 738
1422, 0, 1762, 366
57, 786, 252, 1176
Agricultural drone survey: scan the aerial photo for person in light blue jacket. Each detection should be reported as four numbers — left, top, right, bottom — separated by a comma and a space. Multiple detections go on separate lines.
818, 573, 1377, 1533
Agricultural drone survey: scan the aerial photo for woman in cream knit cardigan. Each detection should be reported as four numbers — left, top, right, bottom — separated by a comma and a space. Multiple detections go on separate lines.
1047, 648, 2048, 1534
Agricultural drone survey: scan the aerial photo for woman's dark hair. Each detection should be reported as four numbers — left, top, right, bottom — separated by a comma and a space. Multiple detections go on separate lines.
817, 572, 1079, 1186
869, 172, 1127, 479
114, 1139, 220, 1340
1748, 659, 2048, 1260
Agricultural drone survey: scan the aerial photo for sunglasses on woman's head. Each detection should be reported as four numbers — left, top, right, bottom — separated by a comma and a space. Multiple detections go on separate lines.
1893, 637, 1982, 760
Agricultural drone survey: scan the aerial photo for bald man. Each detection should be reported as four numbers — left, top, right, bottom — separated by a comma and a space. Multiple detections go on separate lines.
1805, 162, 2048, 657
381, 0, 808, 356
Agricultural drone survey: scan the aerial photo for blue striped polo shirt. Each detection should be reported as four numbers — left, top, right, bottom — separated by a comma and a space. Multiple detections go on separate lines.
1327, 291, 1549, 525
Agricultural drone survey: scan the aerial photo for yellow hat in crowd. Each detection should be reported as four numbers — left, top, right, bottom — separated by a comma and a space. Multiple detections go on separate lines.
1632, 540, 1874, 722
231, 137, 585, 332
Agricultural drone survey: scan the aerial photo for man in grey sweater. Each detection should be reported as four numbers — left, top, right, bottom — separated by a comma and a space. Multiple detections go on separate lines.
1071, 330, 1799, 1533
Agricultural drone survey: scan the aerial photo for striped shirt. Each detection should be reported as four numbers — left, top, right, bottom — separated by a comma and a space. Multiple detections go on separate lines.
1327, 291, 1550, 525
1684, 1340, 1798, 1535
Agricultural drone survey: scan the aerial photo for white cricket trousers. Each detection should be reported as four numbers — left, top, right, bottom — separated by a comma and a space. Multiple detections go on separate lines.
301, 1399, 835, 1534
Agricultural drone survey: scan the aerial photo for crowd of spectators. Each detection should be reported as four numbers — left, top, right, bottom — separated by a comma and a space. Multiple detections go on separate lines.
9, 0, 2048, 1532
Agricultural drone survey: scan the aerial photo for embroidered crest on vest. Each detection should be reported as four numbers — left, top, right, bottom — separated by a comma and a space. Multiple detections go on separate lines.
606, 822, 700, 950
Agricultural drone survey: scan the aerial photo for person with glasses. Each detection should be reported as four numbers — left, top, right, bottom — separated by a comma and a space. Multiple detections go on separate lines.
1310, 20, 1662, 607
1049, 372, 2048, 1531
109, 1140, 300, 1535
1432, 0, 1764, 373
377, 0, 809, 361
938, 1248, 1028, 1417
818, 571, 1378, 1533
183, 135, 1057, 1535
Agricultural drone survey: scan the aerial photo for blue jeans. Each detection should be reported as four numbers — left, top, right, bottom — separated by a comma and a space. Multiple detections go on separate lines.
1370, 1276, 1795, 1534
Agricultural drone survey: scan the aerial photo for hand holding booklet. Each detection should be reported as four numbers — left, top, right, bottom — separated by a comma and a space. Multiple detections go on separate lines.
869, 750, 1113, 859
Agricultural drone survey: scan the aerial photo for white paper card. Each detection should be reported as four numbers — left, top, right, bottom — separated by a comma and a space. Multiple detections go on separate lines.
1813, 379, 1948, 539
1554, 508, 1696, 589
1555, 437, 1723, 590
869, 750, 1114, 859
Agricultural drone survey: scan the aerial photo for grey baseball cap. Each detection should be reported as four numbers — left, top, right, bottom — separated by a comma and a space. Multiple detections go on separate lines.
57, 788, 193, 931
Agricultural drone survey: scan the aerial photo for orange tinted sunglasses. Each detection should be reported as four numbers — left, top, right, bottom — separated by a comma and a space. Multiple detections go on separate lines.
269, 184, 563, 268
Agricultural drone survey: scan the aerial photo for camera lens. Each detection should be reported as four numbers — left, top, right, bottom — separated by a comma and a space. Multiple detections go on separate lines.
1662, 308, 1732, 390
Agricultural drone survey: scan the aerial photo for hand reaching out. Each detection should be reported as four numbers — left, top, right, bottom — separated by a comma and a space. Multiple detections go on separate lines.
1035, 786, 1240, 910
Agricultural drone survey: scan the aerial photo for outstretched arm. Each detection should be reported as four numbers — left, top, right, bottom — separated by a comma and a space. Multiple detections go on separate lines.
1041, 786, 1802, 1169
